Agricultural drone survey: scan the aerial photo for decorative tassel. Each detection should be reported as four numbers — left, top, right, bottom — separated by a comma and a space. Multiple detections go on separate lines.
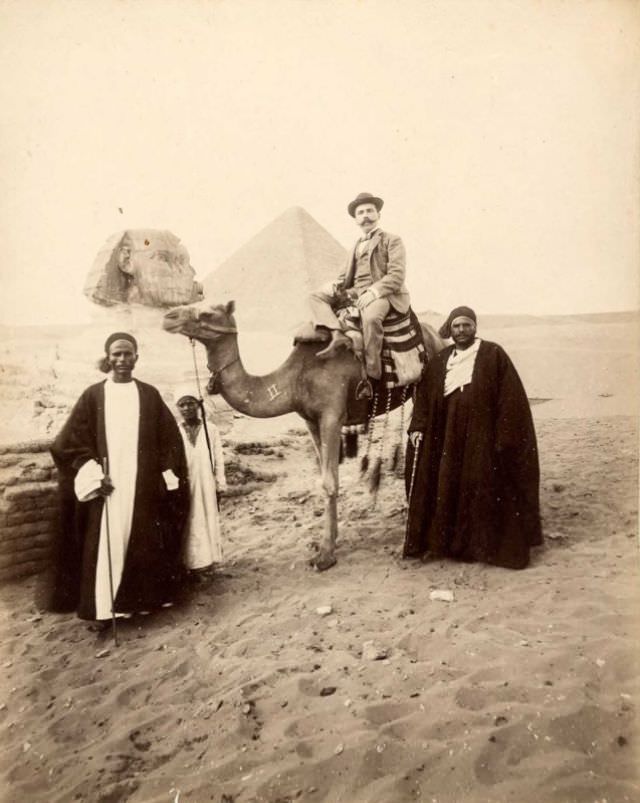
368, 457, 383, 495
339, 437, 344, 464
394, 385, 409, 477
390, 442, 401, 473
361, 392, 379, 475
370, 389, 392, 506
344, 431, 359, 458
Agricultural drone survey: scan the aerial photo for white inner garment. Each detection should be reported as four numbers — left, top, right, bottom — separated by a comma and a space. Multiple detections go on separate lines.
444, 338, 481, 397
94, 379, 139, 619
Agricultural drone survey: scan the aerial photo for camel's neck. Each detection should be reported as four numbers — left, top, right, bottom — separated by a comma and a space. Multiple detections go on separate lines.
204, 335, 298, 418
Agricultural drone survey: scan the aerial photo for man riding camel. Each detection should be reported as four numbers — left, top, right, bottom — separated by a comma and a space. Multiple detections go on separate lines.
309, 192, 411, 380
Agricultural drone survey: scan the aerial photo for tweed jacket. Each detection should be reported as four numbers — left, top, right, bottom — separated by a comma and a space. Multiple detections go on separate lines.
336, 229, 410, 314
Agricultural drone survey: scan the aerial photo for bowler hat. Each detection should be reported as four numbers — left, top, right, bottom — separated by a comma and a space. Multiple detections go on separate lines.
347, 192, 384, 218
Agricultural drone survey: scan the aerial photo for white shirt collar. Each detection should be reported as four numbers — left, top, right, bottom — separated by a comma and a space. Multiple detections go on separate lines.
359, 226, 380, 242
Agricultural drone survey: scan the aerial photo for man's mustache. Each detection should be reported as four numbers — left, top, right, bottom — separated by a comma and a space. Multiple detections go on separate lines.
360, 218, 373, 224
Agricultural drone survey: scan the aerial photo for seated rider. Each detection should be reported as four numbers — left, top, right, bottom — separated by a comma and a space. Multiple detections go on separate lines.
308, 192, 411, 380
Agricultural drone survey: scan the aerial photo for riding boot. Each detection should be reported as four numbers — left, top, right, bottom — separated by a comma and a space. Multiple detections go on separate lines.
316, 330, 352, 359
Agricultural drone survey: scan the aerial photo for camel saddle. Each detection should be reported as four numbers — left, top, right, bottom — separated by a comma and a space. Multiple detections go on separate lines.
294, 307, 425, 389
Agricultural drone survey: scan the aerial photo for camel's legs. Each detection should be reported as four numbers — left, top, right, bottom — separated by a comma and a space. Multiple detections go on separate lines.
305, 419, 322, 465
313, 414, 342, 571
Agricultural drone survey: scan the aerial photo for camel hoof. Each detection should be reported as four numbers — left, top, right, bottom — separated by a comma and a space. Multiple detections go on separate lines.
311, 553, 337, 572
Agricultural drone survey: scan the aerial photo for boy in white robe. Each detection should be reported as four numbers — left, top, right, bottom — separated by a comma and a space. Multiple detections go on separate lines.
176, 394, 227, 576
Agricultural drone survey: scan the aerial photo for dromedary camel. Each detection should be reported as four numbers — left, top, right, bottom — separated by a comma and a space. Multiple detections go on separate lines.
163, 300, 444, 570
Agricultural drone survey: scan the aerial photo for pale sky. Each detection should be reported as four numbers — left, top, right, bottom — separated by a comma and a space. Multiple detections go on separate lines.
1, 0, 638, 326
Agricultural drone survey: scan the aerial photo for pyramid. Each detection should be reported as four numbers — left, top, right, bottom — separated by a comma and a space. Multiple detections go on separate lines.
202, 207, 347, 331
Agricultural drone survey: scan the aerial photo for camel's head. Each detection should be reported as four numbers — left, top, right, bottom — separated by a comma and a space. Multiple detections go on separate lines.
163, 300, 238, 343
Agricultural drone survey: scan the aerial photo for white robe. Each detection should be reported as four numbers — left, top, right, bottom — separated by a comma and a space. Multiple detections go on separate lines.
180, 421, 227, 570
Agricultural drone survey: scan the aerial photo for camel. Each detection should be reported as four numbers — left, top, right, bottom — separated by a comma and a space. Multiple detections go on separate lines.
163, 300, 445, 570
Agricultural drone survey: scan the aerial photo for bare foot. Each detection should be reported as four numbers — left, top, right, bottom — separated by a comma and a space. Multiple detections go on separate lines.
87, 621, 110, 633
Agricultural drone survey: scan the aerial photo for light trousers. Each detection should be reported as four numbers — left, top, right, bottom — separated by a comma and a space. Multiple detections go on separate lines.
309, 288, 390, 379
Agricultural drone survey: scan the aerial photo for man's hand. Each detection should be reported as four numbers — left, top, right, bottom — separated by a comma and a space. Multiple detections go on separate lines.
98, 475, 115, 497
356, 289, 376, 310
409, 431, 423, 449
334, 286, 355, 310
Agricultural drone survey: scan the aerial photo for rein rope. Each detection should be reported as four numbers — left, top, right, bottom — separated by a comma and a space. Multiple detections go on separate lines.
188, 331, 239, 479
189, 337, 216, 478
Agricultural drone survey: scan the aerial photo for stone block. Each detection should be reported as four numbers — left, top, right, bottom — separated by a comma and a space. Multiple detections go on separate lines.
20, 468, 54, 484
4, 482, 58, 502
0, 440, 52, 455
0, 559, 48, 583
0, 520, 54, 543
0, 531, 53, 556
0, 545, 51, 570
6, 507, 58, 526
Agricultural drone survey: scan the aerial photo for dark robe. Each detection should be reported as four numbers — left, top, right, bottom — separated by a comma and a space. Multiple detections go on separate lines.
46, 379, 190, 619
404, 340, 542, 570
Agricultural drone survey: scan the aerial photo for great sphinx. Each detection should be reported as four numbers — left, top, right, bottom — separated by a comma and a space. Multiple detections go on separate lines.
84, 229, 203, 308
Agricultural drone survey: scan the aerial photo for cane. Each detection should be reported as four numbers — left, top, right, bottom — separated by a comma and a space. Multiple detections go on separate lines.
403, 433, 423, 555
102, 457, 119, 647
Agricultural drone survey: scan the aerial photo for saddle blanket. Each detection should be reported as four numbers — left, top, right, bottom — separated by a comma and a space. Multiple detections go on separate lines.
337, 306, 425, 389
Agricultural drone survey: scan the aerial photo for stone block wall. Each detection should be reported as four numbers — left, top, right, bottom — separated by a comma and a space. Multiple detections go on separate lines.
0, 441, 58, 582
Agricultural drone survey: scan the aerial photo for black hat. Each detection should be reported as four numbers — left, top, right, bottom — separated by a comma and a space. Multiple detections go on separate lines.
347, 192, 384, 218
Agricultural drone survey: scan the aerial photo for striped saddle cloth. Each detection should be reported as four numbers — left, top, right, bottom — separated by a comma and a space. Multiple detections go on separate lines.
336, 305, 426, 388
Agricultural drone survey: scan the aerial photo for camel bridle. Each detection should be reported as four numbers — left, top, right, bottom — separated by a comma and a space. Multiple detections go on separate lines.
186, 316, 240, 396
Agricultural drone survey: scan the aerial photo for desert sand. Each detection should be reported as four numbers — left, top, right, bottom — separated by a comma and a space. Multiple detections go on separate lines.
0, 314, 638, 803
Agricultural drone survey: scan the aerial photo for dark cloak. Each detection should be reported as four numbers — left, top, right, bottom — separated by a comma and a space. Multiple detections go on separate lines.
404, 340, 542, 570
45, 379, 189, 619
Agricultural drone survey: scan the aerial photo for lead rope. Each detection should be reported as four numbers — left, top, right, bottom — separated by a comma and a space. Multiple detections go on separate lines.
370, 387, 392, 505
190, 338, 215, 478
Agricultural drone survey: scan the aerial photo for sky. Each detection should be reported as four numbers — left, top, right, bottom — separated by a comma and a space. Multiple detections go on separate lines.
1, 0, 638, 326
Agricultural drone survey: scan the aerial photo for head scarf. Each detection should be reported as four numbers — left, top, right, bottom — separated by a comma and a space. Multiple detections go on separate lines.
438, 306, 477, 339
173, 382, 200, 406
97, 332, 138, 373
104, 332, 138, 354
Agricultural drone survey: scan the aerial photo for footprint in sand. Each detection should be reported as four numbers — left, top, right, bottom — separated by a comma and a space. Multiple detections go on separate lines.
363, 700, 417, 727
455, 681, 532, 712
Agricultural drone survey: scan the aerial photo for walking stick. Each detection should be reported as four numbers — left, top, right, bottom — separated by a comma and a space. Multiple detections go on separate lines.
102, 457, 119, 647
403, 433, 423, 556
406, 434, 422, 504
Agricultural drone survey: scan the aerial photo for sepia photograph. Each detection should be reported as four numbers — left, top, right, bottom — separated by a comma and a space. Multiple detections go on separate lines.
0, 1, 638, 801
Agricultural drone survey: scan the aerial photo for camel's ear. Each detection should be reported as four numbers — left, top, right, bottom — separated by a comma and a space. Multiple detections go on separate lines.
225, 300, 235, 316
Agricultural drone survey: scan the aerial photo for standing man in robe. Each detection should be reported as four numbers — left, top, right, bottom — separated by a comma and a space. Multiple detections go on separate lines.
48, 333, 189, 623
308, 192, 411, 380
175, 392, 227, 579
404, 307, 543, 570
